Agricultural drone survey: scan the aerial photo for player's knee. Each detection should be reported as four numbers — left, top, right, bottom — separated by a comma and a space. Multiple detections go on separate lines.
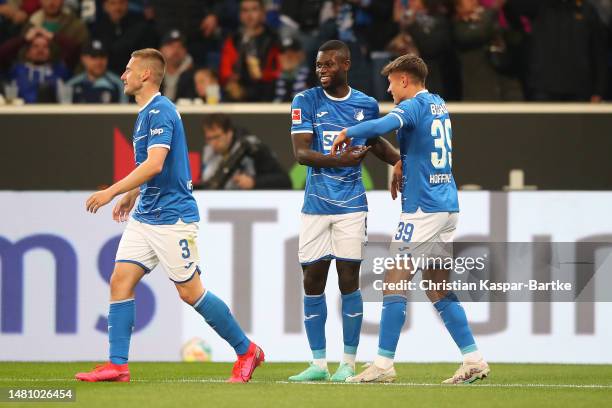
338, 281, 359, 295
109, 271, 119, 287
302, 262, 330, 295
178, 291, 199, 305
303, 279, 325, 295
303, 272, 326, 295
110, 271, 133, 299
337, 271, 359, 294
336, 262, 360, 295
427, 289, 454, 304
176, 282, 206, 306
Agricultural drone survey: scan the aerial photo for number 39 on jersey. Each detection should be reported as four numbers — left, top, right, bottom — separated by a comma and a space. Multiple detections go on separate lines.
431, 118, 452, 169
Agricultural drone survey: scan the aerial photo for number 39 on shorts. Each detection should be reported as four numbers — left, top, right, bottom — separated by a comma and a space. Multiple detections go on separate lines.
394, 222, 414, 242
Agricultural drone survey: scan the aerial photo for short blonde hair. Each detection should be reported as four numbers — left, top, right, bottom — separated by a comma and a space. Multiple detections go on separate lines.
131, 48, 166, 86
381, 54, 428, 85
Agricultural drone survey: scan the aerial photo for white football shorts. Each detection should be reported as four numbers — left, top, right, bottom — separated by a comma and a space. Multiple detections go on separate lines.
115, 218, 201, 283
391, 208, 458, 262
298, 211, 367, 265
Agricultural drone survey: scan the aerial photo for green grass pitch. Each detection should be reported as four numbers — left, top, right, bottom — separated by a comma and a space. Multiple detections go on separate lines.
1, 362, 611, 408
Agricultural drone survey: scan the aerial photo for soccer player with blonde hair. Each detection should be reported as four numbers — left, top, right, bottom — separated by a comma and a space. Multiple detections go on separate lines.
76, 49, 264, 383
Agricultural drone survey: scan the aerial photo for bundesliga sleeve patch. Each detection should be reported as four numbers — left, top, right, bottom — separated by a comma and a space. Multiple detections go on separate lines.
292, 108, 302, 124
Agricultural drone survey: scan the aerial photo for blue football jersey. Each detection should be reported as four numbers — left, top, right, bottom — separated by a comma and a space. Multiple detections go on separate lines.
390, 90, 459, 213
131, 93, 199, 225
290, 87, 379, 215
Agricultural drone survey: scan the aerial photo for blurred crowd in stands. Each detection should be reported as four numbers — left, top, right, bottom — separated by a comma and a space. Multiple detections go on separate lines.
0, 0, 610, 104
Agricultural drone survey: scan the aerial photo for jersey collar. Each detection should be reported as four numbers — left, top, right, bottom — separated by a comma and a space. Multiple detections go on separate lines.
323, 87, 352, 101
138, 92, 161, 112
414, 89, 429, 97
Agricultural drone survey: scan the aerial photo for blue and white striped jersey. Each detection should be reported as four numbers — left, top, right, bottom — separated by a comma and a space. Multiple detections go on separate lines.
290, 87, 379, 215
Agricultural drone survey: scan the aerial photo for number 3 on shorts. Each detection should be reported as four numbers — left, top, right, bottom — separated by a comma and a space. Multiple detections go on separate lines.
394, 222, 414, 242
179, 239, 191, 258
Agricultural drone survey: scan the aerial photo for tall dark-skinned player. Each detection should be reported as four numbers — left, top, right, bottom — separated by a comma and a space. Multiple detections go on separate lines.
289, 40, 400, 382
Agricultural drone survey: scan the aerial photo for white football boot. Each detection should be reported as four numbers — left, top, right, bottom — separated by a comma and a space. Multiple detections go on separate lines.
346, 363, 397, 383
442, 360, 490, 384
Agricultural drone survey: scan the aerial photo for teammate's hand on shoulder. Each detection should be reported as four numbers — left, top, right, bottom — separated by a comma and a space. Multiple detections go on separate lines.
390, 160, 402, 200
86, 188, 115, 214
331, 129, 351, 156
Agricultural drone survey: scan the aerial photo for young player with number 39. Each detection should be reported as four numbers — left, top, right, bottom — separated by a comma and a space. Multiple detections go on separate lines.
332, 54, 490, 384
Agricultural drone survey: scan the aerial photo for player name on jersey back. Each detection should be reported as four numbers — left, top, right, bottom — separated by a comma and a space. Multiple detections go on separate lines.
430, 103, 448, 115
429, 173, 453, 184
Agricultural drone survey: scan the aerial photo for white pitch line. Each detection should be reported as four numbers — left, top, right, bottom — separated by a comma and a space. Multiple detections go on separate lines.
0, 378, 611, 389
274, 381, 612, 389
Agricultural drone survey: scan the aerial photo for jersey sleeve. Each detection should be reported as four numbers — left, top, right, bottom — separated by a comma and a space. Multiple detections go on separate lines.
290, 92, 314, 134
346, 113, 402, 139
147, 107, 174, 150
389, 99, 418, 130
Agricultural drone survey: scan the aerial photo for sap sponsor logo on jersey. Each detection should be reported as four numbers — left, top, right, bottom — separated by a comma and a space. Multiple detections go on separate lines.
292, 108, 302, 124
150, 128, 164, 136
322, 131, 341, 153
429, 173, 453, 184
149, 109, 160, 114
430, 104, 448, 115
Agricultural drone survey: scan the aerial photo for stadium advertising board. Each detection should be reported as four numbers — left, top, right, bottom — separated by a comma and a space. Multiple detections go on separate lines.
1, 191, 611, 363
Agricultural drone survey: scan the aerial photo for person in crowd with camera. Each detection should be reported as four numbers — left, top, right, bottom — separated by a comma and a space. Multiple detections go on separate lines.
198, 113, 291, 190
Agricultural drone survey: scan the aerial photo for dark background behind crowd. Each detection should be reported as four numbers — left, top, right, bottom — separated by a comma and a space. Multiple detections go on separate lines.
0, 0, 610, 104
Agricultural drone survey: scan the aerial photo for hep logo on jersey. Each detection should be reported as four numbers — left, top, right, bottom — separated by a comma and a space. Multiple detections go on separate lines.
150, 128, 164, 136
292, 109, 302, 124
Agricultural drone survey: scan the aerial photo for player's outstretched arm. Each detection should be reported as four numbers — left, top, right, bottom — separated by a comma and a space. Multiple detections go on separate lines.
292, 132, 369, 168
85, 147, 168, 214
331, 114, 402, 156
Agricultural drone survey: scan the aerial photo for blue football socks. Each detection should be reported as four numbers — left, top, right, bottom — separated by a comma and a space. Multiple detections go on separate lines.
377, 295, 407, 359
108, 299, 135, 365
194, 291, 250, 355
434, 292, 477, 355
341, 290, 363, 358
304, 293, 327, 359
